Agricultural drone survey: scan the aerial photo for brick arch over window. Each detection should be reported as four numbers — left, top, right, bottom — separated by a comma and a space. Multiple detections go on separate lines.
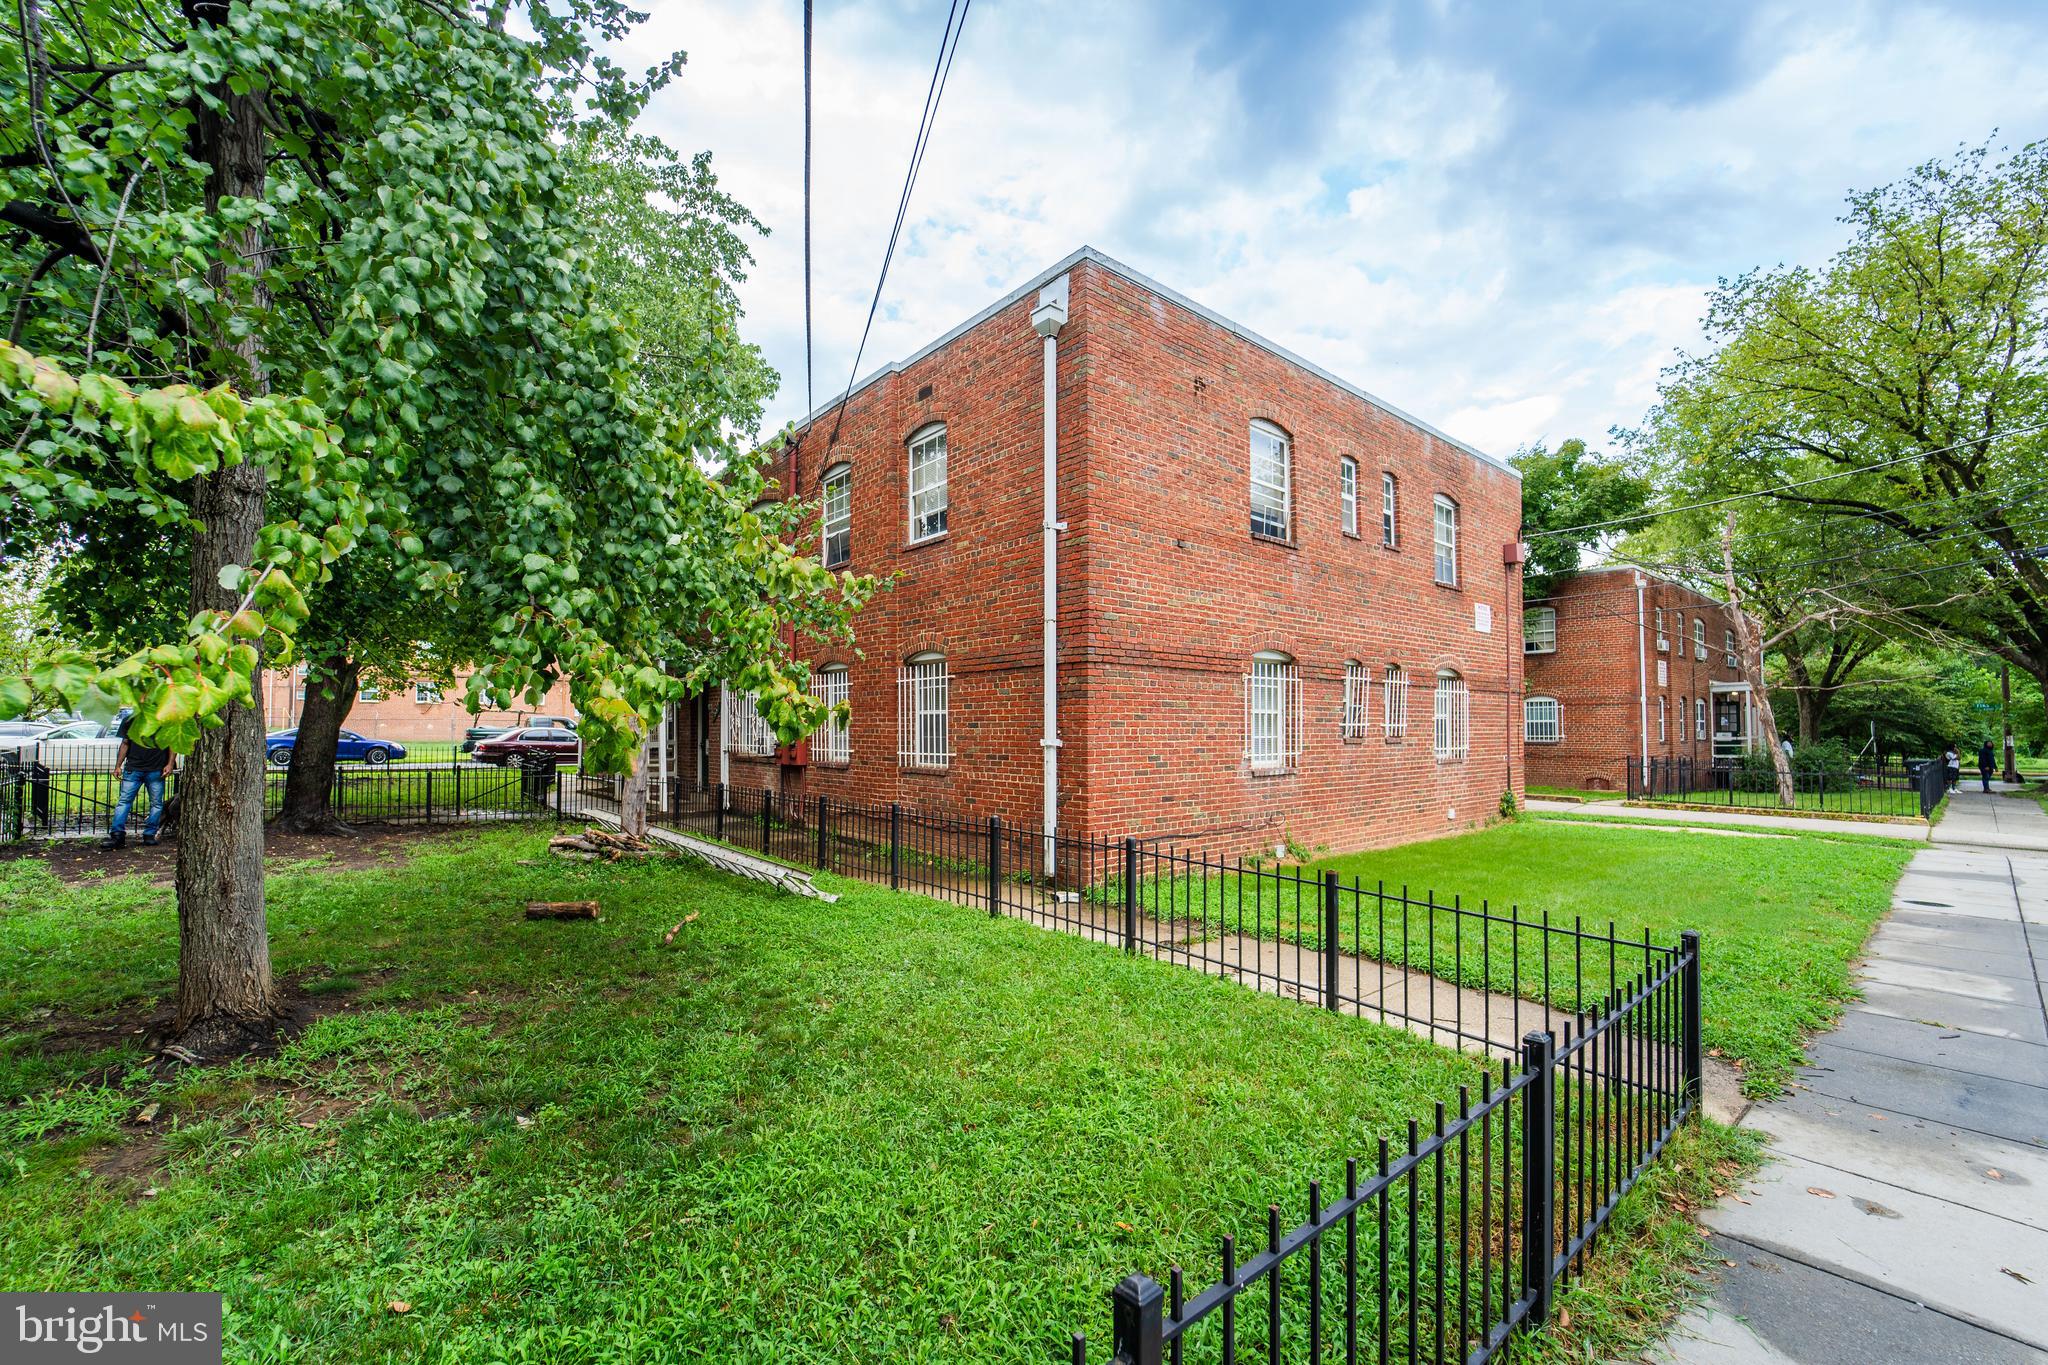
906, 423, 949, 543
1248, 418, 1292, 541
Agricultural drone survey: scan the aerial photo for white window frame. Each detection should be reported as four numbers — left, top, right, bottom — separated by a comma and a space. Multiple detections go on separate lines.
1339, 458, 1359, 537
1658, 696, 1667, 743
1523, 607, 1557, 655
821, 463, 852, 568
1433, 495, 1459, 587
1696, 697, 1708, 741
1674, 614, 1686, 656
1244, 651, 1302, 772
811, 665, 850, 765
413, 682, 442, 704
1679, 695, 1689, 745
1342, 661, 1371, 740
1433, 670, 1469, 763
1381, 473, 1398, 548
1382, 664, 1409, 739
1655, 607, 1667, 652
1523, 695, 1561, 744
1725, 629, 1737, 669
896, 653, 950, 770
907, 424, 948, 544
1693, 617, 1706, 660
727, 689, 777, 758
1249, 420, 1291, 541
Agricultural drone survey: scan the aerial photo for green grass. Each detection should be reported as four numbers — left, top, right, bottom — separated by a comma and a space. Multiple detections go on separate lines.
0, 825, 1721, 1364
1637, 786, 1922, 820
1527, 785, 1625, 802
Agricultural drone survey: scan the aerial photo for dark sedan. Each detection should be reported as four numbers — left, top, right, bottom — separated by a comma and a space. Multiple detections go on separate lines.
469, 726, 580, 767
266, 729, 407, 767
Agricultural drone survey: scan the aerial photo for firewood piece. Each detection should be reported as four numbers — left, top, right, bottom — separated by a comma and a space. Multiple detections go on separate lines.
525, 900, 600, 920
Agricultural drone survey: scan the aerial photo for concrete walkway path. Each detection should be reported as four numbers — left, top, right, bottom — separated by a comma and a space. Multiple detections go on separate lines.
1526, 798, 1929, 842
1649, 824, 2048, 1363
1935, 786, 2048, 853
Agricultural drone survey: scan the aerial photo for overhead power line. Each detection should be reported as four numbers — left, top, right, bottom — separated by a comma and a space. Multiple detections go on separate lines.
824, 0, 971, 448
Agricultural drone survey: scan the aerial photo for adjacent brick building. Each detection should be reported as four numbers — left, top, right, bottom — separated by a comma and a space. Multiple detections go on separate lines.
1520, 566, 1755, 792
675, 247, 1528, 854
259, 668, 577, 744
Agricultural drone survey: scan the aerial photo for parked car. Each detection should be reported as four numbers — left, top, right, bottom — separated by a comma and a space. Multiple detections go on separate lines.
20, 716, 123, 771
461, 715, 576, 754
0, 720, 58, 760
265, 729, 407, 767
469, 726, 581, 767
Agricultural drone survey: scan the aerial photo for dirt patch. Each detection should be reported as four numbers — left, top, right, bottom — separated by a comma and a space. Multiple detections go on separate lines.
2, 825, 467, 885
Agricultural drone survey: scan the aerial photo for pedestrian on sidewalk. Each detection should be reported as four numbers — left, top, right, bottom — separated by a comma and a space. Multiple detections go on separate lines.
101, 710, 173, 849
1978, 739, 1996, 793
1943, 744, 1961, 792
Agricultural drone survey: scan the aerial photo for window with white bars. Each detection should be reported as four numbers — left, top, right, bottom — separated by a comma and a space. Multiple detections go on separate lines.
1244, 652, 1302, 771
1342, 661, 1371, 739
1381, 473, 1398, 548
1249, 421, 1291, 540
1655, 607, 1667, 651
1693, 617, 1706, 660
1433, 670, 1469, 762
1524, 696, 1561, 743
821, 464, 851, 568
1383, 664, 1409, 738
896, 654, 950, 769
810, 666, 850, 765
1725, 629, 1737, 669
726, 689, 777, 757
1695, 697, 1707, 740
907, 425, 948, 543
1523, 607, 1557, 654
1433, 495, 1459, 586
1339, 458, 1359, 536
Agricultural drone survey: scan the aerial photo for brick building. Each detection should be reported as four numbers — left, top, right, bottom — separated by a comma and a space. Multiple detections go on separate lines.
1520, 566, 1755, 792
674, 247, 1527, 855
259, 668, 577, 744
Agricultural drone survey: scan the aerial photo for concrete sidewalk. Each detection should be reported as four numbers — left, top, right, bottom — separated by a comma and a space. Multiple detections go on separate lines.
1526, 798, 1929, 841
1935, 786, 2048, 853
1649, 835, 2048, 1363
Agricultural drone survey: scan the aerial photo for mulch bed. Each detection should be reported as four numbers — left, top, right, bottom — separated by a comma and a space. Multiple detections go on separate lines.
1, 826, 455, 885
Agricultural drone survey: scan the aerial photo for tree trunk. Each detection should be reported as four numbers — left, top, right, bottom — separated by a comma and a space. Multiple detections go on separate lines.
1723, 514, 1796, 807
274, 653, 357, 833
172, 37, 276, 1050
1794, 689, 1822, 746
617, 719, 650, 839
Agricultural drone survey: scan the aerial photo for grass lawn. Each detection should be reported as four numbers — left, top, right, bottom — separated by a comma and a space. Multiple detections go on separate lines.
1636, 787, 1922, 820
1308, 816, 1918, 1098
0, 826, 1740, 1363
1526, 785, 1624, 802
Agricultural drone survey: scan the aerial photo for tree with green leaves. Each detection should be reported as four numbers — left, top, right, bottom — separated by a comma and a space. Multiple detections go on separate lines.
3, 0, 871, 1052
1512, 437, 1652, 595
1628, 138, 2048, 736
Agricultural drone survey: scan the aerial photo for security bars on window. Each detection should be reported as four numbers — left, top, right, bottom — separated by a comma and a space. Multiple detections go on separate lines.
1250, 421, 1291, 540
1524, 695, 1560, 743
1433, 671, 1469, 762
1244, 656, 1303, 771
821, 464, 851, 568
1433, 496, 1458, 586
1523, 606, 1557, 654
811, 667, 850, 765
1342, 661, 1372, 739
727, 690, 777, 758
1339, 457, 1359, 536
908, 425, 948, 543
1382, 664, 1409, 738
897, 657, 951, 769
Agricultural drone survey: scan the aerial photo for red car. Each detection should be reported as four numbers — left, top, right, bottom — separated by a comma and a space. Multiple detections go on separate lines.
470, 726, 581, 767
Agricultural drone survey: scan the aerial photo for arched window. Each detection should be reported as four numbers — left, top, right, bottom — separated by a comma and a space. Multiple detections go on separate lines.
907, 424, 948, 543
1524, 696, 1561, 744
1380, 472, 1399, 548
1249, 420, 1291, 541
897, 651, 950, 769
1244, 650, 1301, 771
1338, 457, 1359, 536
1342, 660, 1371, 739
1432, 496, 1459, 586
1693, 616, 1706, 660
1523, 607, 1557, 654
1433, 669, 1469, 762
820, 463, 852, 567
1655, 607, 1667, 651
1382, 664, 1409, 738
811, 664, 850, 765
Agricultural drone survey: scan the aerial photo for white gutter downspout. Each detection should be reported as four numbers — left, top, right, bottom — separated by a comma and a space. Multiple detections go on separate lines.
1031, 276, 1069, 873
1634, 574, 1649, 773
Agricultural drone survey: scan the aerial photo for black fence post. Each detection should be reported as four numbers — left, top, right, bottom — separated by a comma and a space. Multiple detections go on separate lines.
816, 795, 830, 870
1108, 1272, 1164, 1365
889, 803, 902, 891
424, 764, 434, 825
761, 786, 773, 853
1521, 1029, 1557, 1328
988, 815, 1002, 918
1323, 870, 1341, 1011
1122, 837, 1139, 954
714, 783, 726, 841
1681, 929, 1703, 1114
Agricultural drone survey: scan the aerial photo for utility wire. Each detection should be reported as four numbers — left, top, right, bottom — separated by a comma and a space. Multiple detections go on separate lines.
824, 0, 970, 447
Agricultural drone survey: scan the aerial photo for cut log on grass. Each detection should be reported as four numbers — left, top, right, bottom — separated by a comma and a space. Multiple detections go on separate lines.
525, 901, 601, 920
548, 828, 653, 861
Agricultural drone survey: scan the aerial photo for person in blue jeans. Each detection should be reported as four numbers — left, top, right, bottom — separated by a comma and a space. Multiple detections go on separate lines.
102, 711, 174, 849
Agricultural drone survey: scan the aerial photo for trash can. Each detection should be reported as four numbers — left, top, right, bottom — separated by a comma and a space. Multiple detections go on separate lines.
519, 752, 558, 806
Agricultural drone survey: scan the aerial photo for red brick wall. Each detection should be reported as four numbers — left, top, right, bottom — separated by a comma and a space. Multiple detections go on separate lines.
258, 668, 577, 743
726, 253, 1526, 855
1521, 568, 1750, 791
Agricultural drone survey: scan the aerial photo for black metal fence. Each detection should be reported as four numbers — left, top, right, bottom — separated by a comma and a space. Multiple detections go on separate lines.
569, 780, 1703, 1362
1627, 755, 1935, 819
0, 757, 562, 842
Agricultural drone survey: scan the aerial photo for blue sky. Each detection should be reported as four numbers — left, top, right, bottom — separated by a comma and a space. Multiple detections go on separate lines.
628, 0, 2048, 457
